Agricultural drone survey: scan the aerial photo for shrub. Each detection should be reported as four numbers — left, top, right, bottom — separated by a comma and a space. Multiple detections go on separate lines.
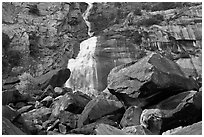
15, 72, 39, 94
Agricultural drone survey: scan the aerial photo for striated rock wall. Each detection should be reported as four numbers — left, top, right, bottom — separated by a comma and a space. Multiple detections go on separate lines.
66, 34, 141, 96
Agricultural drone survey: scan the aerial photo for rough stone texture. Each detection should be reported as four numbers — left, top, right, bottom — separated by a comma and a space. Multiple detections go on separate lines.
95, 124, 127, 135
2, 117, 26, 135
78, 97, 123, 128
176, 54, 202, 79
2, 105, 20, 122
107, 52, 199, 107
58, 111, 79, 129
162, 121, 202, 135
120, 106, 142, 128
141, 91, 202, 134
66, 34, 144, 96
51, 92, 91, 117
122, 125, 153, 135
21, 107, 52, 134
2, 2, 88, 77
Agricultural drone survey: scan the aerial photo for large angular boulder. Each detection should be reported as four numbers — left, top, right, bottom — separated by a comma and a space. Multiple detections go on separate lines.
36, 68, 71, 90
78, 97, 123, 128
51, 91, 91, 118
162, 121, 202, 135
120, 106, 142, 128
122, 125, 153, 135
107, 52, 199, 107
66, 35, 140, 96
140, 91, 202, 134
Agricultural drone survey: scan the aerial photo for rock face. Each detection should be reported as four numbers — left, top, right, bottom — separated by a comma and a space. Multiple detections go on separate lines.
95, 124, 127, 135
66, 35, 139, 96
107, 52, 199, 107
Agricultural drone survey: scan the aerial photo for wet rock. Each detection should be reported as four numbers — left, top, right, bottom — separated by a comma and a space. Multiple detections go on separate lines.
2, 117, 26, 135
122, 125, 153, 135
51, 92, 91, 118
120, 106, 142, 128
95, 124, 127, 135
162, 121, 202, 135
78, 97, 123, 128
141, 91, 202, 134
108, 52, 199, 107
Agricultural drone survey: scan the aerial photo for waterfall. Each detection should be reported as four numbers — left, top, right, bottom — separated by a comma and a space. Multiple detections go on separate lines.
82, 2, 94, 37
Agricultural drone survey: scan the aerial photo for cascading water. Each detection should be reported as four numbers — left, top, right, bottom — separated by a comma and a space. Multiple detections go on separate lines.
65, 2, 99, 96
82, 2, 94, 37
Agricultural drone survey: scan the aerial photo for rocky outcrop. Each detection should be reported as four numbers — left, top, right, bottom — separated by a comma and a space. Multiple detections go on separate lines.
140, 90, 202, 134
107, 52, 199, 107
66, 34, 144, 96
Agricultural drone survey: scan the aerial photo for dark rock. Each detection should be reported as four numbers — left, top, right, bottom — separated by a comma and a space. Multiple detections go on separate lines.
122, 125, 153, 135
59, 111, 79, 129
2, 89, 29, 105
120, 106, 142, 128
15, 102, 27, 109
2, 105, 20, 122
162, 121, 202, 135
141, 91, 202, 134
95, 124, 127, 135
107, 52, 199, 107
37, 68, 71, 90
193, 90, 202, 109
51, 91, 91, 118
2, 117, 26, 135
78, 97, 123, 128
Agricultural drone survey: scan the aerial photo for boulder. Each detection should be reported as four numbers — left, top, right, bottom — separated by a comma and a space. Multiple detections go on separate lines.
2, 89, 30, 105
59, 111, 79, 129
51, 91, 91, 117
66, 35, 139, 96
21, 107, 52, 134
162, 121, 202, 135
122, 125, 153, 135
2, 117, 26, 135
37, 68, 71, 90
95, 124, 127, 135
140, 91, 202, 134
107, 52, 199, 107
78, 97, 123, 128
2, 105, 20, 122
120, 106, 142, 128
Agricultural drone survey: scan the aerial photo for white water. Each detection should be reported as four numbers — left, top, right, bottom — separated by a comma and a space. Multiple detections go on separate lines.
65, 36, 99, 95
82, 2, 94, 37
